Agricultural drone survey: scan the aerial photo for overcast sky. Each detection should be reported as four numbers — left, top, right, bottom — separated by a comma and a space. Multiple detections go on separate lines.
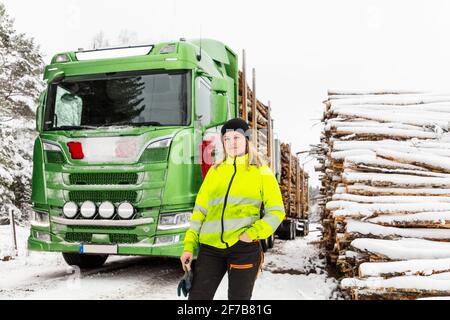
4, 0, 450, 186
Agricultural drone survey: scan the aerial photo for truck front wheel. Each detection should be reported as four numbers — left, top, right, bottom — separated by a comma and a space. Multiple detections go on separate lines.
267, 234, 275, 249
260, 238, 269, 252
62, 253, 108, 269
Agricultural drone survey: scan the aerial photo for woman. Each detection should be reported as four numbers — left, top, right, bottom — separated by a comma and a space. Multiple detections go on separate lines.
180, 118, 286, 300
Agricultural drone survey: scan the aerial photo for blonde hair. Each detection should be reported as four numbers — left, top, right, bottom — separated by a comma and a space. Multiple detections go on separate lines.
213, 137, 266, 170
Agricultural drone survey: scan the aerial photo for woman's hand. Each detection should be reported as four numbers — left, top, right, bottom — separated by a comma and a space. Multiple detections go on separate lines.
239, 232, 252, 243
180, 252, 193, 271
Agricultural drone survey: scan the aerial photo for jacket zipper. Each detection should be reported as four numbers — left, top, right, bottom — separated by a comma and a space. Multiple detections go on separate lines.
220, 156, 237, 248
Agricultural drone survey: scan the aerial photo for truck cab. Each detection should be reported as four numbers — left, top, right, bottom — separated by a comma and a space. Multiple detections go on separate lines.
28, 39, 238, 268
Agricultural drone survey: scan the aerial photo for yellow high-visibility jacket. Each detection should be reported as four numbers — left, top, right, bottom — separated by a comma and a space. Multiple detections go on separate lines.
184, 153, 286, 253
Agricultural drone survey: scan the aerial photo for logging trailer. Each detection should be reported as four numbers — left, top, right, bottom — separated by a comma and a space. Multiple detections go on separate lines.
27, 39, 309, 268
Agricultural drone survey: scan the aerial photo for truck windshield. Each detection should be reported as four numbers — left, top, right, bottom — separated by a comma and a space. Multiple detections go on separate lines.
44, 71, 191, 130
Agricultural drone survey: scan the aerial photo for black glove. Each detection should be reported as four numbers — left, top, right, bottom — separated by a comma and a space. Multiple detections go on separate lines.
177, 261, 193, 297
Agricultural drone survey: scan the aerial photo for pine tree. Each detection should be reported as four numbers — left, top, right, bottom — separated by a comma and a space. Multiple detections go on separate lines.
0, 2, 44, 118
0, 3, 42, 224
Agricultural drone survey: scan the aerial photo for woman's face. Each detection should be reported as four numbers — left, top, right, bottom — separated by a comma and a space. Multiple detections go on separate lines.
223, 131, 246, 157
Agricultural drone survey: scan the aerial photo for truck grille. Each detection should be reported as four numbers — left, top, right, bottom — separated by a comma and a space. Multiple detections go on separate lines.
64, 232, 138, 244
110, 234, 139, 244
69, 173, 138, 185
65, 232, 92, 243
68, 191, 138, 203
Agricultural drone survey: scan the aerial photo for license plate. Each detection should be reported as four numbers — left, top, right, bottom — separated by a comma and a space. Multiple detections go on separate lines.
80, 244, 118, 254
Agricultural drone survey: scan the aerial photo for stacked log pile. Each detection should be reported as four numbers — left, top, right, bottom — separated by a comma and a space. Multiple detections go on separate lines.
313, 90, 450, 299
280, 143, 309, 219
238, 70, 270, 162
238, 67, 309, 221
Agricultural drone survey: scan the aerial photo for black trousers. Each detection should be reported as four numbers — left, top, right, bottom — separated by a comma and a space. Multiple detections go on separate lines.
188, 240, 264, 300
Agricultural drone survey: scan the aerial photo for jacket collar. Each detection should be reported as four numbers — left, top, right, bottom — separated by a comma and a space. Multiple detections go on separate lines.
225, 153, 248, 165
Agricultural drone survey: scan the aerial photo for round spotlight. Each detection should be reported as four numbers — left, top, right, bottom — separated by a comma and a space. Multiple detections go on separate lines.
98, 201, 115, 219
117, 202, 134, 219
63, 202, 78, 219
80, 201, 96, 219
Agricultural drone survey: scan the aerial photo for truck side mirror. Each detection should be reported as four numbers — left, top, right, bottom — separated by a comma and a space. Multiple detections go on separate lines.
211, 78, 228, 94
36, 91, 46, 132
210, 93, 228, 125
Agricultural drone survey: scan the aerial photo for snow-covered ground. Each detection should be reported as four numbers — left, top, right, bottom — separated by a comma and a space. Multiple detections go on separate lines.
0, 223, 340, 300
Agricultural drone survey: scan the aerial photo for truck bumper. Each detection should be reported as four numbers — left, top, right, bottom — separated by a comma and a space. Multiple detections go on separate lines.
28, 233, 185, 258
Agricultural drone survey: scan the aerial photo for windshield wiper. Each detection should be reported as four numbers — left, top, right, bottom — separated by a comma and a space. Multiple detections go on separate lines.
129, 121, 163, 127
52, 125, 98, 131
95, 121, 163, 129
96, 123, 130, 129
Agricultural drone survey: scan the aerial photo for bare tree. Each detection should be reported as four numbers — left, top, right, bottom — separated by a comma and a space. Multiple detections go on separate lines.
117, 29, 138, 46
91, 30, 110, 49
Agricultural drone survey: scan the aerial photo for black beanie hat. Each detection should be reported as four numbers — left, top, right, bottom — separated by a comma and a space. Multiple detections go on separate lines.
221, 118, 250, 141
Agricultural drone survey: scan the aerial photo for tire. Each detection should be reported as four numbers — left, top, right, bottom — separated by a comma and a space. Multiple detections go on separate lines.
261, 238, 269, 253
296, 220, 305, 237
304, 220, 310, 236
290, 221, 296, 240
267, 234, 274, 249
276, 220, 292, 240
62, 253, 108, 269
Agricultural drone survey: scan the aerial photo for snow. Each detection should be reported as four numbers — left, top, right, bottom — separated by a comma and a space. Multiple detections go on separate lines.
359, 258, 450, 277
334, 126, 437, 139
331, 149, 376, 161
343, 184, 450, 196
0, 116, 36, 221
346, 220, 450, 240
343, 172, 450, 188
368, 212, 450, 225
327, 90, 424, 96
329, 94, 450, 106
75, 46, 154, 61
334, 140, 450, 158
0, 224, 340, 300
333, 193, 450, 204
326, 120, 426, 131
320, 91, 450, 299
334, 139, 450, 152
330, 202, 450, 218
351, 238, 450, 260
374, 148, 450, 172
345, 155, 430, 172
332, 107, 450, 129
331, 102, 450, 113
341, 273, 450, 292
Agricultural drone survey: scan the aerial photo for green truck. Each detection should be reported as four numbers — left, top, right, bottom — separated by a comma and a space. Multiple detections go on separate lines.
28, 39, 308, 269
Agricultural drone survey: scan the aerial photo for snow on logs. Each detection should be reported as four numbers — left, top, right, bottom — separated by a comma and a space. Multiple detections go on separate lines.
313, 91, 450, 299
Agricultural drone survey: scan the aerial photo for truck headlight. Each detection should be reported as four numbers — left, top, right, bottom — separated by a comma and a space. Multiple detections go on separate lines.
99, 201, 115, 219
63, 202, 78, 219
154, 235, 180, 246
80, 201, 96, 218
140, 137, 172, 163
117, 202, 134, 219
33, 211, 50, 227
158, 212, 191, 230
43, 140, 65, 164
147, 137, 172, 149
33, 231, 51, 242
43, 141, 62, 152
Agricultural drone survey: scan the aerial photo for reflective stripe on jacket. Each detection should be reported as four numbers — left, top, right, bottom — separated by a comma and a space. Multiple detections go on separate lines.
183, 153, 286, 253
